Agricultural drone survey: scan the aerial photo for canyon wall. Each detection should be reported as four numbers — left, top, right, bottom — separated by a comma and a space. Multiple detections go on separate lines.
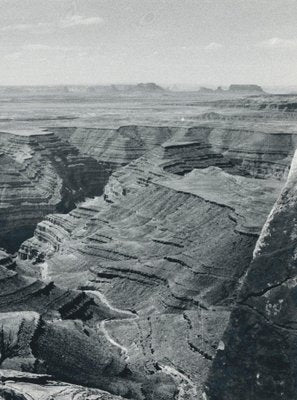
17, 119, 292, 398
2, 94, 297, 399
205, 150, 297, 400
52, 123, 295, 180
0, 131, 110, 252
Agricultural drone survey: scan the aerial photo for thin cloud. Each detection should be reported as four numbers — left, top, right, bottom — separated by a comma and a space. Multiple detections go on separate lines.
3, 44, 96, 61
204, 42, 224, 51
178, 42, 224, 53
4, 52, 22, 60
257, 37, 297, 49
23, 44, 52, 51
59, 15, 104, 28
1, 22, 51, 33
21, 44, 95, 52
0, 15, 104, 33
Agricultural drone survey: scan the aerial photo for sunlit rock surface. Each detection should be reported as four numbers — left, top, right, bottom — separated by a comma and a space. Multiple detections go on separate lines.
0, 369, 126, 400
160, 167, 282, 234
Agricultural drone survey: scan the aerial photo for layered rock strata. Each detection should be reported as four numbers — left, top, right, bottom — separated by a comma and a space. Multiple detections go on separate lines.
0, 130, 110, 252
51, 125, 176, 167
0, 370, 127, 400
0, 249, 16, 270
3, 102, 297, 399
18, 128, 287, 397
52, 123, 295, 180
0, 263, 177, 399
205, 150, 297, 400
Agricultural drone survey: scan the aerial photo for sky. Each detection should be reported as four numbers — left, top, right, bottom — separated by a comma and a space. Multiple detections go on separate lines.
0, 0, 297, 86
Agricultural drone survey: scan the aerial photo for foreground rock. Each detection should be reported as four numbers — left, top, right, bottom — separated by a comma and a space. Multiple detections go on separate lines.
0, 266, 177, 399
0, 370, 127, 400
205, 150, 297, 399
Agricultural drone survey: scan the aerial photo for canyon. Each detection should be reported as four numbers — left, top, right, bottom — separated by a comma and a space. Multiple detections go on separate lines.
0, 129, 111, 252
1, 90, 297, 399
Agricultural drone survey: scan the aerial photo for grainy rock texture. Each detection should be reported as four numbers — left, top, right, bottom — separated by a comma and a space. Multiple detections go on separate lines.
205, 150, 297, 400
0, 267, 176, 399
2, 94, 297, 399
0, 370, 127, 400
0, 130, 110, 252
17, 110, 294, 398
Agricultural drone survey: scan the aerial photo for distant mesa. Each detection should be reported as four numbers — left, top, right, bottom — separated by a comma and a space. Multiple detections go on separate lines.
135, 82, 165, 91
75, 82, 166, 94
84, 82, 166, 94
113, 82, 166, 93
0, 83, 166, 95
198, 86, 214, 93
198, 84, 265, 94
228, 84, 265, 93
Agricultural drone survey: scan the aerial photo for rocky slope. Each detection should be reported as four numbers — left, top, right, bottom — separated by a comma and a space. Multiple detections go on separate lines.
0, 130, 110, 252
0, 263, 177, 399
0, 370, 127, 400
50, 125, 176, 168
205, 149, 297, 400
2, 95, 297, 399
51, 121, 296, 180
17, 120, 291, 398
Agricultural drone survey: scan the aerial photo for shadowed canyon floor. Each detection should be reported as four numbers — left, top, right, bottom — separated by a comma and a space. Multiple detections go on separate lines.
1, 91, 297, 399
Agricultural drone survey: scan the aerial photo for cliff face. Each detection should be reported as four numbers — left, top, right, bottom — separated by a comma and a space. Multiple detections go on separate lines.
205, 150, 297, 400
2, 92, 297, 399
17, 123, 289, 398
52, 122, 295, 181
0, 131, 110, 252
51, 125, 176, 167
208, 95, 297, 114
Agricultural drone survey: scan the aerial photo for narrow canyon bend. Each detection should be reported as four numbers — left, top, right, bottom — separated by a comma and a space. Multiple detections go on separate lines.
1, 90, 297, 400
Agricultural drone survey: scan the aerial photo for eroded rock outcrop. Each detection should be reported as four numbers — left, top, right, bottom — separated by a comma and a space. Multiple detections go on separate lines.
4, 95, 297, 399
0, 130, 110, 252
0, 369, 126, 400
0, 250, 16, 270
18, 125, 289, 397
53, 123, 295, 180
205, 150, 297, 399
51, 125, 176, 167
0, 263, 177, 399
